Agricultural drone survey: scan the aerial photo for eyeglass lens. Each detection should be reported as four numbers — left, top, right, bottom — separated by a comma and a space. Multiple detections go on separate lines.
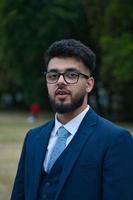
46, 71, 79, 84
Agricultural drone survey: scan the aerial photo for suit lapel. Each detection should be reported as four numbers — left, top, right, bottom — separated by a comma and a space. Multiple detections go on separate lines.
29, 120, 54, 199
55, 108, 98, 200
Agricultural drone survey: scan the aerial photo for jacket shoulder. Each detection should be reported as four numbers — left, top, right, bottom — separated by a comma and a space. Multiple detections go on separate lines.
97, 115, 133, 143
26, 119, 54, 139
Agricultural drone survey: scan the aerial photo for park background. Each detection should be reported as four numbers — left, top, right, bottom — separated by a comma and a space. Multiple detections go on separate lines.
0, 0, 133, 199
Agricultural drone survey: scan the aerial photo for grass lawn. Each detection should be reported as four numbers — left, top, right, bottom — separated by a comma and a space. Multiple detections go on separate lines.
0, 111, 132, 200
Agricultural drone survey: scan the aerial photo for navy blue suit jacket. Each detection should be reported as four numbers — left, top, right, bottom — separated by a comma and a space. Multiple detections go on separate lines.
11, 108, 133, 200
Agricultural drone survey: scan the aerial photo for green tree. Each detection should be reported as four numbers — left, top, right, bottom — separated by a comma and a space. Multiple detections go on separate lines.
100, 0, 133, 119
0, 0, 88, 108
81, 0, 133, 119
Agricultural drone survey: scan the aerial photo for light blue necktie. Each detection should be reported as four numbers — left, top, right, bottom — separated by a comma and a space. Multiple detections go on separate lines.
47, 126, 69, 172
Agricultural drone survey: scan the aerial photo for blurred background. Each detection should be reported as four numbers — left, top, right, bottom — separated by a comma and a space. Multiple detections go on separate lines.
0, 0, 133, 199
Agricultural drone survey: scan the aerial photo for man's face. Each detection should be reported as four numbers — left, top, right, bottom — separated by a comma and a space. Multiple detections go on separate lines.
46, 57, 94, 114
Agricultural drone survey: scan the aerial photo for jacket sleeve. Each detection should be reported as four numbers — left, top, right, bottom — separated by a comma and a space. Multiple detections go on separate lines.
10, 133, 29, 200
103, 130, 133, 200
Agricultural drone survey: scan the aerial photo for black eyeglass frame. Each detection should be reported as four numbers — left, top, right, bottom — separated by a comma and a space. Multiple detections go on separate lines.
44, 70, 90, 84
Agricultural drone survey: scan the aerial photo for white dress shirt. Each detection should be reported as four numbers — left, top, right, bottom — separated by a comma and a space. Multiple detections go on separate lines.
43, 105, 90, 172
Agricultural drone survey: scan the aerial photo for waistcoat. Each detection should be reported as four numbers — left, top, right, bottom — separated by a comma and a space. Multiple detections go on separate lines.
38, 144, 70, 200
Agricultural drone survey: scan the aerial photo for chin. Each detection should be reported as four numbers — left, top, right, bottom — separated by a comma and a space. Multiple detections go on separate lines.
53, 103, 77, 114
50, 94, 85, 114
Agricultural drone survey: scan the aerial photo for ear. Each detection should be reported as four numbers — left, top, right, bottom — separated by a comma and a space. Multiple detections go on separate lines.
86, 77, 94, 93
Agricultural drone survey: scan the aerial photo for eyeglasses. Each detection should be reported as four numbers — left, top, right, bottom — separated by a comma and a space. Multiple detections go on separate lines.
44, 70, 90, 84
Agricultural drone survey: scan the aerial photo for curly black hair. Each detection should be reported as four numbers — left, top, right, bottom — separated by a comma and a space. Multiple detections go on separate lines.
44, 39, 96, 73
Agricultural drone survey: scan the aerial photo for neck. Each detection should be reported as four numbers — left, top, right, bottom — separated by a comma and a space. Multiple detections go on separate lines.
57, 104, 88, 124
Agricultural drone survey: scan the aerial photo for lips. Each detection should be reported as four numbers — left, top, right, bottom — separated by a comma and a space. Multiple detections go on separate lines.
55, 89, 70, 96
55, 89, 71, 101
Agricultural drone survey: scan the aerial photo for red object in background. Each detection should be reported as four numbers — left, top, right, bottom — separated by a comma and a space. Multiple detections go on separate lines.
30, 103, 40, 116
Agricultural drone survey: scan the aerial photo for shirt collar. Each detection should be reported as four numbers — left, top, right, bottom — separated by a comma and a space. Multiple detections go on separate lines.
54, 105, 90, 136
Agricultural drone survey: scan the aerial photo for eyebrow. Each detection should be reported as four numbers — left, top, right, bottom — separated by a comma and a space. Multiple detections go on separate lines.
47, 68, 80, 73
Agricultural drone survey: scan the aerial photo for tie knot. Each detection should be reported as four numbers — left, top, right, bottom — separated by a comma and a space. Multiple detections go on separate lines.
57, 126, 69, 138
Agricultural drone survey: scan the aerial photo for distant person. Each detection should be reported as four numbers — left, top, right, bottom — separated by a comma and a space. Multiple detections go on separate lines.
28, 103, 40, 123
11, 39, 133, 200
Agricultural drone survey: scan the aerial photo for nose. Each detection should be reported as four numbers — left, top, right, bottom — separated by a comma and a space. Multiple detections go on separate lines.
57, 74, 67, 84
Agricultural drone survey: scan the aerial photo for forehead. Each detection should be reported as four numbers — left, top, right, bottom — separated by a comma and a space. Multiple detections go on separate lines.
47, 57, 87, 72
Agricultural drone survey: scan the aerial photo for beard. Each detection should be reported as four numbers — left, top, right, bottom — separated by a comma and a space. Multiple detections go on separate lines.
49, 91, 86, 114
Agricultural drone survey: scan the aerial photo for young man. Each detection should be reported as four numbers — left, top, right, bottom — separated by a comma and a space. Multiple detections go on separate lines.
11, 39, 133, 200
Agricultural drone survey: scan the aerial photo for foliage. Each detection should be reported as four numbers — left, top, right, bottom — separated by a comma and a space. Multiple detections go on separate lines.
99, 0, 133, 119
0, 0, 88, 107
100, 34, 133, 92
0, 0, 133, 119
82, 0, 133, 119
